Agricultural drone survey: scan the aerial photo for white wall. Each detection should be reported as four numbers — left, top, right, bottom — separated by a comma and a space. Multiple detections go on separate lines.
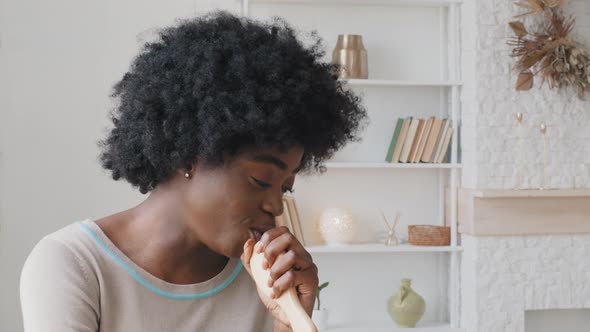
0, 1, 242, 330
461, 0, 590, 190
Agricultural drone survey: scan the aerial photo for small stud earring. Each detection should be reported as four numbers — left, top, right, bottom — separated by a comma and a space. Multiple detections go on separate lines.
184, 172, 191, 179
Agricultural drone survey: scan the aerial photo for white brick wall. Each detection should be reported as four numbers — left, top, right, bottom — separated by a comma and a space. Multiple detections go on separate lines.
461, 0, 590, 189
460, 234, 590, 332
460, 3, 590, 330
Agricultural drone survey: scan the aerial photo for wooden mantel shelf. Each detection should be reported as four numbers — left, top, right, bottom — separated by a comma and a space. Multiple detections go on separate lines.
457, 188, 590, 236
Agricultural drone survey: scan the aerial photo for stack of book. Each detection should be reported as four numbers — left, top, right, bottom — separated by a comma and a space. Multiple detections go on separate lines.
276, 195, 306, 245
385, 116, 453, 164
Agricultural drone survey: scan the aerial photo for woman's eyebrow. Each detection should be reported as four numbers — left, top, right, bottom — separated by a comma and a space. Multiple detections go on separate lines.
252, 154, 302, 173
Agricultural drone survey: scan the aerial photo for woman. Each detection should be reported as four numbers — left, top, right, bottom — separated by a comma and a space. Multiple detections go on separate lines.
20, 11, 366, 332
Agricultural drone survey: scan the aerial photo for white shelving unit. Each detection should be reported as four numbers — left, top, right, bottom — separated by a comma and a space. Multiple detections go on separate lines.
243, 0, 462, 330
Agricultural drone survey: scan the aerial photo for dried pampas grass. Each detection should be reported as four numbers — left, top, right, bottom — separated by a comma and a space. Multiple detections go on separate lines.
508, 2, 589, 99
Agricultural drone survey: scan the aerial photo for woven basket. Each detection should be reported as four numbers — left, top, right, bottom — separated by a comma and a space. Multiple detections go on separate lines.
408, 225, 450, 246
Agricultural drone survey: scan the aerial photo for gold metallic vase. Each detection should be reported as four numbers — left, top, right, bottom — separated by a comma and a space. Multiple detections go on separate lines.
332, 34, 368, 79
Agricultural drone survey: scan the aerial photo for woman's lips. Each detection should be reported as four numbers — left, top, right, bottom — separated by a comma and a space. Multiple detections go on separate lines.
250, 228, 263, 242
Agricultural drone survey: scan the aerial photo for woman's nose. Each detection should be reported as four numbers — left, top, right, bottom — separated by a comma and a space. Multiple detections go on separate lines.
262, 192, 284, 217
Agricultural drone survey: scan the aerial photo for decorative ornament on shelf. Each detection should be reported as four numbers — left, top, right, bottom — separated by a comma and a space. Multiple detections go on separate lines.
380, 209, 400, 246
387, 278, 426, 328
317, 208, 359, 246
408, 225, 450, 246
332, 34, 369, 79
508, 0, 590, 99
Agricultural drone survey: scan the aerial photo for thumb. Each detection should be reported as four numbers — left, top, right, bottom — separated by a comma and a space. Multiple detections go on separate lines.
240, 238, 255, 276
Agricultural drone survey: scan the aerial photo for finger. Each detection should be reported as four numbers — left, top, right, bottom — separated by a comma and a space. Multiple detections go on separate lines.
262, 232, 295, 268
263, 227, 311, 259
271, 268, 318, 299
270, 270, 296, 299
257, 226, 290, 253
263, 232, 312, 269
240, 238, 255, 276
267, 250, 314, 286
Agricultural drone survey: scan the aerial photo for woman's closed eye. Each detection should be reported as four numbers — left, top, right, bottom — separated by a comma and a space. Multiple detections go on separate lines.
251, 177, 294, 194
252, 177, 271, 189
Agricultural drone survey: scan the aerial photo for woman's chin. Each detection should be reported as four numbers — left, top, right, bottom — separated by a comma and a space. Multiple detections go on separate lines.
227, 238, 250, 258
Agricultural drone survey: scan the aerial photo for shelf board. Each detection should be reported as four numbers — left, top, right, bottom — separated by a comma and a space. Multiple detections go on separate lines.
306, 243, 463, 253
321, 321, 464, 332
250, 0, 464, 7
325, 162, 462, 169
341, 79, 462, 87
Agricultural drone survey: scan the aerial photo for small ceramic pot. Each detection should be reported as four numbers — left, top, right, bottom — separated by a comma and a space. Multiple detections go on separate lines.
318, 208, 358, 245
312, 309, 329, 330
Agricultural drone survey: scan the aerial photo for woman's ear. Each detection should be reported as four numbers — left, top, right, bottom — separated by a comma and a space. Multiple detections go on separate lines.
178, 164, 195, 179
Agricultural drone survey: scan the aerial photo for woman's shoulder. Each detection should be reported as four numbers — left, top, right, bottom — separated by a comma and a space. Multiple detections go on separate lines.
21, 220, 100, 285
39, 220, 98, 258
20, 220, 101, 330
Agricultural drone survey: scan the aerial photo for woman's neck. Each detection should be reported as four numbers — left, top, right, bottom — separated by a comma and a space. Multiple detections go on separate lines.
95, 188, 229, 284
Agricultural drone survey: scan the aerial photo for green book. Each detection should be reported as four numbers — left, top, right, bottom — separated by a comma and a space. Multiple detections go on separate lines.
385, 118, 404, 162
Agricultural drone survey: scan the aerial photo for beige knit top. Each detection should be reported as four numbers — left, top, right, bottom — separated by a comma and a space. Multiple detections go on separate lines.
20, 219, 274, 332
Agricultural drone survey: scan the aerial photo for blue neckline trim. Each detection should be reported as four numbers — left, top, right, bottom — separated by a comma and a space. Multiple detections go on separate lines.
79, 222, 242, 300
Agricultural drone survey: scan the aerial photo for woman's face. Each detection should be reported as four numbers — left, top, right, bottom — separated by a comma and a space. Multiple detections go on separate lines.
184, 146, 304, 258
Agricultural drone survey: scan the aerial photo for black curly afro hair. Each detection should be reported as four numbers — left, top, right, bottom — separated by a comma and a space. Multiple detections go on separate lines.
99, 11, 367, 194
